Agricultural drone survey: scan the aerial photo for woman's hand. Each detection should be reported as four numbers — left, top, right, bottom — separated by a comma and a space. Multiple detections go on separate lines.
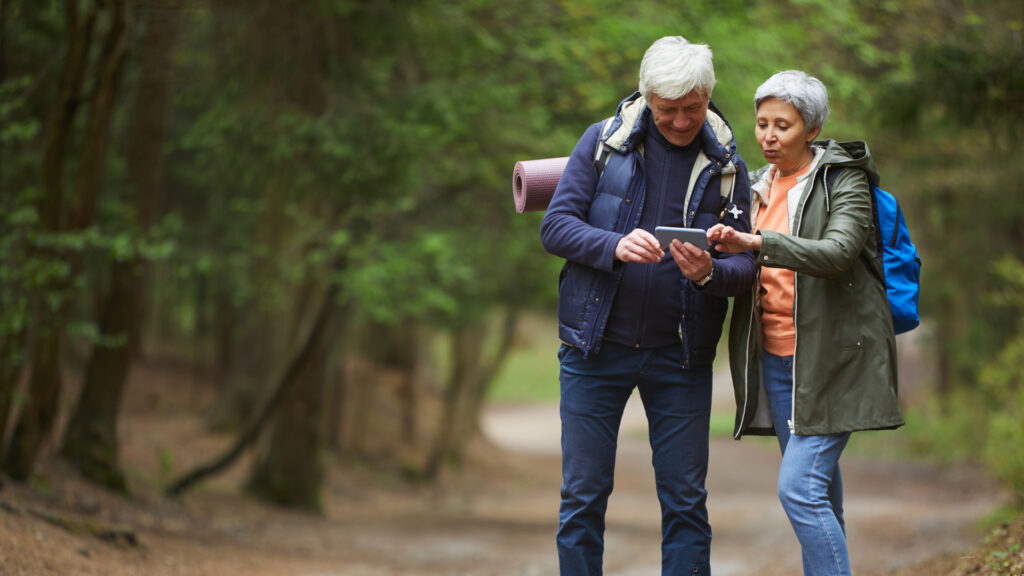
615, 228, 665, 263
707, 223, 761, 253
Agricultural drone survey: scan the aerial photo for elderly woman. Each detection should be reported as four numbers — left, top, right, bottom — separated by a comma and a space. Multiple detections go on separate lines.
707, 70, 904, 576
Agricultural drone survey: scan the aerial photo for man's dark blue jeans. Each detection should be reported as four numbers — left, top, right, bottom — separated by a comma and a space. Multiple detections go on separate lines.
556, 340, 712, 576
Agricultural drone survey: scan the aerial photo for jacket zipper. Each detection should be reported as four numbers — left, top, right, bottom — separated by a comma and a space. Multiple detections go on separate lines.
633, 150, 670, 348
787, 166, 824, 435
789, 271, 798, 434
737, 271, 758, 439
738, 187, 766, 439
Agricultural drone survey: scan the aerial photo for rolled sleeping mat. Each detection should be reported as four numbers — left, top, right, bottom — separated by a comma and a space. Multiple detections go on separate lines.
512, 157, 569, 213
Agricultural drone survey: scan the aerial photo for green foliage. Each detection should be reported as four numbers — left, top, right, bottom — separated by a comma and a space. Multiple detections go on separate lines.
866, 0, 1024, 391
978, 258, 1024, 500
902, 257, 1024, 501
143, 0, 936, 347
876, 0, 1024, 139
348, 231, 477, 323
3, 0, 1022, 493
1, 76, 43, 377
901, 390, 988, 465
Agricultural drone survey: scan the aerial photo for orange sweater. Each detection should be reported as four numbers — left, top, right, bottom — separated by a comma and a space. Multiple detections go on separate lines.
756, 166, 810, 356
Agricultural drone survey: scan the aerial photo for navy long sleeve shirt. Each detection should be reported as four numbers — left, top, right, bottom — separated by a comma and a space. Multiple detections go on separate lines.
603, 113, 700, 348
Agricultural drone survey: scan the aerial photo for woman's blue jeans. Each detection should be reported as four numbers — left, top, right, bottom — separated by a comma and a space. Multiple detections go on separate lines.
762, 351, 852, 576
557, 341, 712, 576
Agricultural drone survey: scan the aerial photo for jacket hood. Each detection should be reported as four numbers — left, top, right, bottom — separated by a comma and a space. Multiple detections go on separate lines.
601, 91, 737, 164
817, 139, 879, 185
749, 139, 880, 205
752, 139, 878, 182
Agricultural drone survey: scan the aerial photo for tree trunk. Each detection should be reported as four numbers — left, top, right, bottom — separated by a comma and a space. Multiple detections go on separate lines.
460, 311, 517, 440
166, 282, 342, 498
69, 0, 129, 231
60, 259, 134, 491
3, 328, 61, 479
0, 333, 22, 453
246, 288, 343, 511
0, 0, 8, 85
2, 0, 108, 480
326, 307, 352, 455
391, 324, 419, 446
39, 0, 96, 231
364, 321, 420, 447
61, 0, 180, 491
423, 324, 479, 479
423, 312, 518, 480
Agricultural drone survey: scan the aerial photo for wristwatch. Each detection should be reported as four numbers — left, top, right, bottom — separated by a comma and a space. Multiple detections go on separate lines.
695, 265, 714, 287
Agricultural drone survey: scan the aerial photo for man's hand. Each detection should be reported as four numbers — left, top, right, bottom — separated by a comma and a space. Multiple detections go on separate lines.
615, 229, 665, 263
707, 223, 761, 254
669, 239, 713, 281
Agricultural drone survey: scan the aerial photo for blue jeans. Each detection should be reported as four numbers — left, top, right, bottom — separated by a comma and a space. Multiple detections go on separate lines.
557, 341, 712, 576
762, 351, 852, 576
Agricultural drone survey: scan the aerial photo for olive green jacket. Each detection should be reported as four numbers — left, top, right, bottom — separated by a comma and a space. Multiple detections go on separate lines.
730, 139, 905, 438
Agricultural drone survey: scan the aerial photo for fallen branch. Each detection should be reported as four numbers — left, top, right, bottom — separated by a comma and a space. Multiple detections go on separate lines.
0, 497, 140, 548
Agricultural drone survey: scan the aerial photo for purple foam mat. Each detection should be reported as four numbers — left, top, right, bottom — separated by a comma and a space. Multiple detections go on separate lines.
512, 157, 569, 213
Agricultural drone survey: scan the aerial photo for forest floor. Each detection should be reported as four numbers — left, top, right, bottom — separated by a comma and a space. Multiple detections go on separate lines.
0, 359, 1018, 576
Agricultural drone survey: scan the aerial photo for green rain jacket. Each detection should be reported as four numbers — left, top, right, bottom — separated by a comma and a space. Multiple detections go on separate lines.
730, 139, 905, 438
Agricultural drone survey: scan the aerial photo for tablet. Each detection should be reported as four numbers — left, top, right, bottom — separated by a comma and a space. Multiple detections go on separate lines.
654, 226, 709, 250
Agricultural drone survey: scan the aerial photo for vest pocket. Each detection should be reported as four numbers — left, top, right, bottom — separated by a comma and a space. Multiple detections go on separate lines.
589, 192, 623, 231
558, 263, 600, 331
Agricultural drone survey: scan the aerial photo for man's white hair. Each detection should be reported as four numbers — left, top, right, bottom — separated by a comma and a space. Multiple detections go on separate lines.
638, 36, 715, 101
754, 70, 830, 133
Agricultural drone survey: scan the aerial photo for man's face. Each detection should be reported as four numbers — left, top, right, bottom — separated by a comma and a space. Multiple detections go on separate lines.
649, 90, 709, 147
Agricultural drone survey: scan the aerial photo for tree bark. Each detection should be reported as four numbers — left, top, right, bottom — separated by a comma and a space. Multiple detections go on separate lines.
166, 283, 341, 498
423, 312, 518, 480
423, 324, 478, 479
326, 309, 352, 455
246, 287, 343, 511
460, 311, 517, 439
60, 259, 134, 491
0, 333, 22, 454
6, 0, 128, 480
39, 0, 96, 232
2, 0, 102, 479
69, 0, 128, 229
61, 0, 181, 491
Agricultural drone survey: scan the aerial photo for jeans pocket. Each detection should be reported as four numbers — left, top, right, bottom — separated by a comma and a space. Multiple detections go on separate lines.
557, 343, 573, 362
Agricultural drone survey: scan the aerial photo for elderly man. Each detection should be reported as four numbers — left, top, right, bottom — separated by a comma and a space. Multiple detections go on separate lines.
540, 36, 755, 575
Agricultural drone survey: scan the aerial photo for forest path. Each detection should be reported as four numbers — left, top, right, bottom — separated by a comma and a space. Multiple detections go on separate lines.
0, 372, 1008, 576
479, 396, 1005, 576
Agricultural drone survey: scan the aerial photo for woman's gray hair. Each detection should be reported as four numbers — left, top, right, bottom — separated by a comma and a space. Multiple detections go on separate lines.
638, 36, 715, 101
754, 70, 830, 133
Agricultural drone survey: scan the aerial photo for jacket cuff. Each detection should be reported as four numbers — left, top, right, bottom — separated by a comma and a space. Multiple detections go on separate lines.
599, 233, 625, 272
756, 230, 780, 267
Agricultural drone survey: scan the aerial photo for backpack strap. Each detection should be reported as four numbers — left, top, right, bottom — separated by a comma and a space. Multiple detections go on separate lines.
593, 116, 646, 178
717, 165, 737, 221
823, 165, 885, 273
593, 117, 615, 178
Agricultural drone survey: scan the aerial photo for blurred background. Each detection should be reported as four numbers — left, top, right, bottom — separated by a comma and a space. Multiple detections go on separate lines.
0, 0, 1021, 534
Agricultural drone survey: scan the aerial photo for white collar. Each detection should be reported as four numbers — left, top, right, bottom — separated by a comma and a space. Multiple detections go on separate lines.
751, 145, 825, 206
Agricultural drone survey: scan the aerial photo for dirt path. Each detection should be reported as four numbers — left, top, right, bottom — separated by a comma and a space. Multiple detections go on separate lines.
483, 397, 1006, 576
0, 387, 1008, 576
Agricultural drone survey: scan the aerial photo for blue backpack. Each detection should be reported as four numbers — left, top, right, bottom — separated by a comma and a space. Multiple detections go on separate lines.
826, 168, 921, 334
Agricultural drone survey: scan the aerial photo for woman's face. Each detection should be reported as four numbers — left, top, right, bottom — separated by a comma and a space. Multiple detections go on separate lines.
755, 97, 819, 176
